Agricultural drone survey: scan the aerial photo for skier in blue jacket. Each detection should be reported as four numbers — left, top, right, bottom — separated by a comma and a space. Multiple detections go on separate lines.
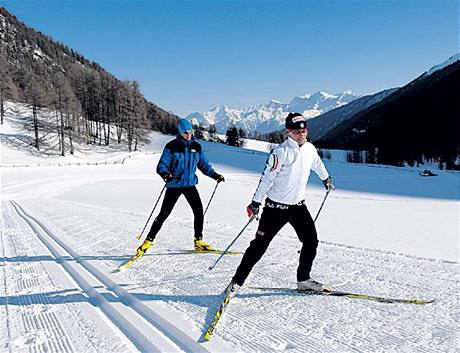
137, 119, 225, 255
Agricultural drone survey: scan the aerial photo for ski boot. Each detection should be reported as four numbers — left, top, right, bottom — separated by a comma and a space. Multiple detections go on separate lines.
224, 281, 240, 299
194, 238, 215, 251
297, 278, 325, 292
136, 239, 153, 256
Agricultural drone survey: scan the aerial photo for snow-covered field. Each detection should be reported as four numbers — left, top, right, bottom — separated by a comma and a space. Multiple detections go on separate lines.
1, 105, 459, 352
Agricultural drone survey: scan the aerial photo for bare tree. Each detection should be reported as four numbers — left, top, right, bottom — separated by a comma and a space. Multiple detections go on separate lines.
52, 71, 77, 156
24, 75, 47, 150
130, 80, 149, 151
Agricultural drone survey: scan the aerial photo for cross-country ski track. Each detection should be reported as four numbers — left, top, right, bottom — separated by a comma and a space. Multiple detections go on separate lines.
1, 124, 459, 352
4, 200, 209, 353
2, 194, 458, 353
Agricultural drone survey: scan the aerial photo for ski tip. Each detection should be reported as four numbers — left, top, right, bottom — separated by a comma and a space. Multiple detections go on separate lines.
115, 264, 129, 272
203, 333, 212, 342
414, 299, 435, 305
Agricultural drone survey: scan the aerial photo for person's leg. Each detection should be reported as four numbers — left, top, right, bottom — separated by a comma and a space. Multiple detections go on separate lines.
289, 204, 318, 282
145, 187, 182, 241
182, 186, 204, 239
232, 206, 288, 286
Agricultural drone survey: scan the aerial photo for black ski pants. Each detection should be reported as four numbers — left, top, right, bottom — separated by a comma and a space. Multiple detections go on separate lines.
146, 186, 204, 241
232, 199, 318, 286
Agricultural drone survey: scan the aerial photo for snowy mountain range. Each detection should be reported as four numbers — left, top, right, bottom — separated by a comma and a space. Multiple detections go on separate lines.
307, 88, 398, 141
184, 91, 361, 136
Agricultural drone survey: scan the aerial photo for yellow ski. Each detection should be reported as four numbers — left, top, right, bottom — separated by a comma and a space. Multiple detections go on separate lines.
204, 295, 231, 341
115, 252, 145, 272
250, 287, 434, 305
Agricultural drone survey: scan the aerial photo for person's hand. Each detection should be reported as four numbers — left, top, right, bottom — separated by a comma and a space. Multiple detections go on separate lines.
161, 173, 173, 182
246, 201, 261, 218
215, 174, 225, 183
322, 176, 335, 191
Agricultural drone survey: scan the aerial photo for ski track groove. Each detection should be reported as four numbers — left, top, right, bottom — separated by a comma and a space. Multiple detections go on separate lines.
3, 204, 76, 353
2, 204, 103, 353
1, 214, 13, 353
8, 200, 212, 353
17, 198, 460, 353
7, 201, 153, 353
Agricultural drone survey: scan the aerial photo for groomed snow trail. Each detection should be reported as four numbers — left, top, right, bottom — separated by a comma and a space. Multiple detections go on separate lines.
12, 197, 460, 353
2, 123, 459, 352
2, 201, 210, 353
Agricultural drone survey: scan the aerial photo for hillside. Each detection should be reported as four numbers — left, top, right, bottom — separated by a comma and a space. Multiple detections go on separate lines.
307, 88, 398, 141
0, 6, 179, 153
317, 57, 460, 169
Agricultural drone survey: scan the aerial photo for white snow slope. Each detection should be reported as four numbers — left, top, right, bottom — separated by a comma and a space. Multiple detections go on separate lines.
1, 107, 459, 353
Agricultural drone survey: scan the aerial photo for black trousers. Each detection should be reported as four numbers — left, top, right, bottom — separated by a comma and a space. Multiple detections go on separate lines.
232, 199, 318, 286
146, 186, 204, 241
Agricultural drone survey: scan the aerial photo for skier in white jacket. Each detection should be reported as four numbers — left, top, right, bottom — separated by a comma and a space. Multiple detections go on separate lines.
224, 112, 334, 298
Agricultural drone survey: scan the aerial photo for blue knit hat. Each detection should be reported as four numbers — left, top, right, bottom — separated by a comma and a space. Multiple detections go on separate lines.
178, 119, 193, 134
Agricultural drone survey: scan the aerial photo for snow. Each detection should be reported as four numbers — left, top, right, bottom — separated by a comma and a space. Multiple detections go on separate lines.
422, 53, 460, 78
1, 103, 459, 352
184, 90, 361, 135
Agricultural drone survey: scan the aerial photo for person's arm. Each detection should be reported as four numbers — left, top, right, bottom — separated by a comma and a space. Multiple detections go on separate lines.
197, 149, 217, 178
252, 148, 285, 203
311, 147, 329, 180
156, 146, 173, 181
311, 146, 334, 190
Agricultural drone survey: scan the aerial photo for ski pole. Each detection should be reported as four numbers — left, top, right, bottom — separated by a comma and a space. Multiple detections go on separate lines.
296, 188, 333, 254
136, 185, 166, 240
203, 182, 219, 217
313, 188, 331, 223
208, 214, 257, 271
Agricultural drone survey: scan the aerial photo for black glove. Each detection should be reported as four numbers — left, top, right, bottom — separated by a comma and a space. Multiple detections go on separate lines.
161, 173, 173, 182
322, 176, 335, 191
213, 173, 225, 183
246, 201, 261, 218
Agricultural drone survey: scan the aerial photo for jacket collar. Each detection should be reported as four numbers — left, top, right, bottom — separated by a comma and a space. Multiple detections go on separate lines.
176, 134, 194, 146
286, 136, 302, 149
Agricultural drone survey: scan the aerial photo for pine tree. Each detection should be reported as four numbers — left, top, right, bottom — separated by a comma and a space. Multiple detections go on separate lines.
208, 124, 218, 141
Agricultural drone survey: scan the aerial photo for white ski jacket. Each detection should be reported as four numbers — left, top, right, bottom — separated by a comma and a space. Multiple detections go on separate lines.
252, 137, 329, 205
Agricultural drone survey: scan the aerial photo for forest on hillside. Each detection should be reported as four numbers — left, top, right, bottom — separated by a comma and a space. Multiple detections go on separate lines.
0, 7, 179, 155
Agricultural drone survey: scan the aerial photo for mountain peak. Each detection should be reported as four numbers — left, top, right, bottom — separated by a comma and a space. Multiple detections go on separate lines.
211, 104, 229, 112
184, 89, 361, 135
266, 99, 283, 109
316, 91, 336, 99
423, 53, 460, 78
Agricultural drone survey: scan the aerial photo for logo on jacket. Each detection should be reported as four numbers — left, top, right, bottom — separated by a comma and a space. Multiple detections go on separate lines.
269, 155, 279, 172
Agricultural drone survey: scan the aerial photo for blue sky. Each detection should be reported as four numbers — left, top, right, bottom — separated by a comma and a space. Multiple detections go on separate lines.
1, 0, 458, 116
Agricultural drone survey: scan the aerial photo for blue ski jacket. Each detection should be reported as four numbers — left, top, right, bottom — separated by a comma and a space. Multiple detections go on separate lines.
157, 135, 217, 188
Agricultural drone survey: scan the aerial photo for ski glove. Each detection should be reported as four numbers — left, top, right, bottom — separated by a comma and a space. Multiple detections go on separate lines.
322, 176, 335, 191
161, 173, 173, 182
246, 201, 261, 218
212, 173, 225, 183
